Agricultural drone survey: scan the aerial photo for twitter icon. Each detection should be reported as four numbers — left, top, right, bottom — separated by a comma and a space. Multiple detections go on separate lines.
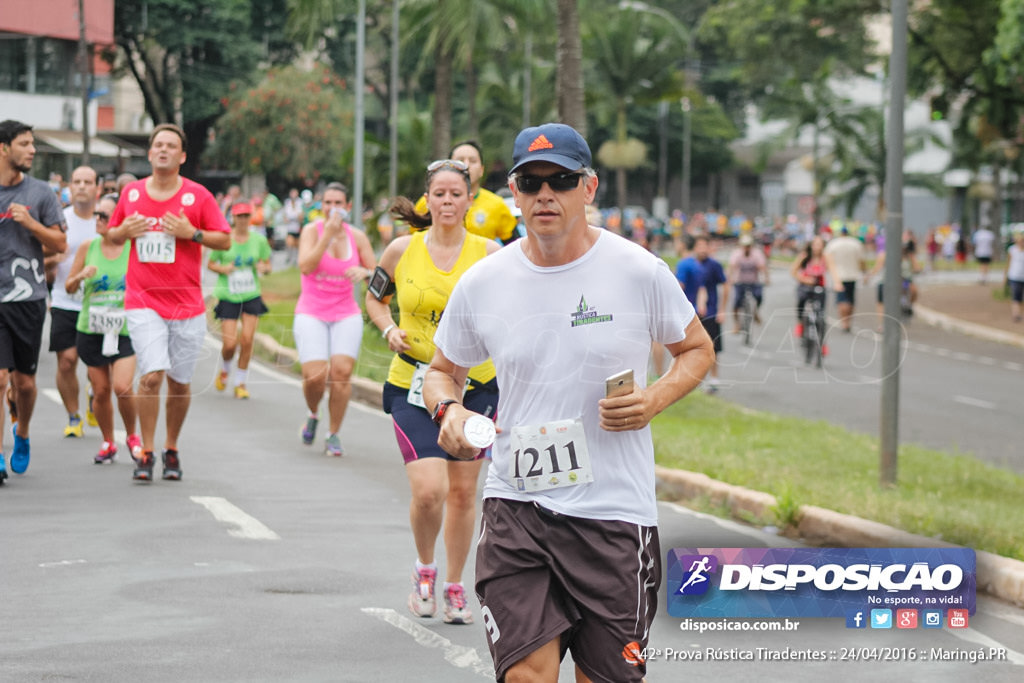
871, 609, 893, 629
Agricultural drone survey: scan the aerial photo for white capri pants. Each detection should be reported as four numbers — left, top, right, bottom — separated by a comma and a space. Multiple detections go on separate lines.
293, 313, 364, 364
126, 309, 207, 383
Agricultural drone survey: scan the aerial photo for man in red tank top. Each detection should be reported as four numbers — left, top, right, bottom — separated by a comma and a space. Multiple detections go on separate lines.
107, 124, 230, 482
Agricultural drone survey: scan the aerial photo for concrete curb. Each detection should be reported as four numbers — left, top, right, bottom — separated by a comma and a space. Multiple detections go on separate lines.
914, 303, 1024, 350
655, 466, 1024, 607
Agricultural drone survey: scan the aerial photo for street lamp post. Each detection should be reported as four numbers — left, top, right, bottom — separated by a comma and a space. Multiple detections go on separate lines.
388, 0, 398, 201
880, 0, 908, 487
353, 0, 366, 229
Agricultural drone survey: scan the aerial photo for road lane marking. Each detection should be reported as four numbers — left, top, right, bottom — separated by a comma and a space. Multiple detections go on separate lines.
953, 395, 998, 410
361, 607, 493, 678
190, 496, 280, 540
38, 559, 87, 568
980, 596, 1024, 628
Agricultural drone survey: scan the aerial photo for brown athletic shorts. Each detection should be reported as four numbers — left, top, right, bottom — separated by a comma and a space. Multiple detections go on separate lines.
475, 497, 660, 682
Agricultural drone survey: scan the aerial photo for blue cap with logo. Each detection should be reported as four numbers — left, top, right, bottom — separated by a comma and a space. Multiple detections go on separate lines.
510, 123, 592, 174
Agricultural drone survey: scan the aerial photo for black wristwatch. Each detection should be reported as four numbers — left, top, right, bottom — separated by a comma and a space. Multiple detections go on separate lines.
431, 399, 459, 426
191, 229, 204, 243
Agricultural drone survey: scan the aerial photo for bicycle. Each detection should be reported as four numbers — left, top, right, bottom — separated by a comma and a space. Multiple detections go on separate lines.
738, 286, 757, 346
802, 285, 826, 368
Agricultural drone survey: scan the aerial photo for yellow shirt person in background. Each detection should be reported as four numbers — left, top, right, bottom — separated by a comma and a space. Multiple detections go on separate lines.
413, 140, 518, 243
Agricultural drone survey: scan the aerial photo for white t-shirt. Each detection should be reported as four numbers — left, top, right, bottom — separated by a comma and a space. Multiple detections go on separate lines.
973, 229, 995, 258
823, 235, 865, 282
434, 230, 696, 526
50, 206, 97, 311
1007, 244, 1024, 281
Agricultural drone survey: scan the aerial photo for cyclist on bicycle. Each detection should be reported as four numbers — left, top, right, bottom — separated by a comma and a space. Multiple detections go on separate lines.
790, 235, 828, 338
867, 240, 922, 329
728, 233, 769, 334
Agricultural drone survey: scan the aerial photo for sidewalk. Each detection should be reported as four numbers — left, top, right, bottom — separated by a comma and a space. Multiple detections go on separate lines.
916, 275, 1024, 348
249, 279, 1024, 607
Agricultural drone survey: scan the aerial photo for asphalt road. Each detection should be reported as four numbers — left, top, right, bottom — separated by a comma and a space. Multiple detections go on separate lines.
2, 332, 1023, 682
704, 266, 1022, 472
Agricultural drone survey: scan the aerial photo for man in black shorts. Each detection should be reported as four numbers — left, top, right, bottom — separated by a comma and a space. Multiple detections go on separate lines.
49, 165, 100, 437
424, 123, 713, 681
0, 120, 69, 482
693, 235, 728, 393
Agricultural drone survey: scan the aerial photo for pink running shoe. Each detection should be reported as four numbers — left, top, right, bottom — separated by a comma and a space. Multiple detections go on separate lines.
442, 584, 473, 624
94, 441, 118, 464
126, 433, 143, 460
407, 565, 437, 618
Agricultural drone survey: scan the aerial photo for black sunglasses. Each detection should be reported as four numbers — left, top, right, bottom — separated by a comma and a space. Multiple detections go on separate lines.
95, 211, 110, 222
514, 172, 584, 194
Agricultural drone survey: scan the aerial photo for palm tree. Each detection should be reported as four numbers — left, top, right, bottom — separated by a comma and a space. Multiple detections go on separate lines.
403, 0, 547, 158
584, 7, 686, 211
557, 0, 585, 132
819, 106, 947, 221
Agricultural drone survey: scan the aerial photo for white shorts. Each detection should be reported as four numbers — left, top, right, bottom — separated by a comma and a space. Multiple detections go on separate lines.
293, 313, 363, 364
126, 309, 207, 383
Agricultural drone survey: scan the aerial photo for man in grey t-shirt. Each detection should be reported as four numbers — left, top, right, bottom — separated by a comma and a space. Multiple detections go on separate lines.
0, 120, 68, 482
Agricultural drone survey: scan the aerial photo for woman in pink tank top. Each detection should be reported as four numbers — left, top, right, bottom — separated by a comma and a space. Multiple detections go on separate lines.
293, 182, 376, 456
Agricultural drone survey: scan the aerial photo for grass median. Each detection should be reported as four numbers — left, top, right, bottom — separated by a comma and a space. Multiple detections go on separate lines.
654, 393, 1024, 561
255, 265, 1023, 562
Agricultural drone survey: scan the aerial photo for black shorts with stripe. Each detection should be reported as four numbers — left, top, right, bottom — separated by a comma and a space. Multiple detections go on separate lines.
475, 498, 660, 682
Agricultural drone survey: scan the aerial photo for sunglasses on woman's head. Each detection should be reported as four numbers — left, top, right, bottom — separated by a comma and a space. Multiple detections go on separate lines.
427, 159, 469, 173
513, 171, 584, 194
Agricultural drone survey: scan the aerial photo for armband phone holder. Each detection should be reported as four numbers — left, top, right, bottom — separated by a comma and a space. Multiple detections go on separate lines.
368, 265, 396, 300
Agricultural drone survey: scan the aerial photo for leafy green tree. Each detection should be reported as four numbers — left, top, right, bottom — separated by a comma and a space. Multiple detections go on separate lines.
583, 6, 687, 211
701, 0, 882, 107
908, 0, 1024, 227
112, 0, 296, 176
818, 106, 946, 220
203, 64, 353, 190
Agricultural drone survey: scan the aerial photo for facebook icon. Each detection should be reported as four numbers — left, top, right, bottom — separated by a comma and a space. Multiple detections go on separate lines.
846, 610, 867, 629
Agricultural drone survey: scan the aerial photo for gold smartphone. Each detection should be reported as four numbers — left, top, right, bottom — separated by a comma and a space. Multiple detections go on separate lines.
605, 369, 635, 398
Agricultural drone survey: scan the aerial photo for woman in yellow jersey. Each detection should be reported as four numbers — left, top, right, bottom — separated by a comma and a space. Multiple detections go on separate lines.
366, 159, 499, 625
413, 141, 519, 243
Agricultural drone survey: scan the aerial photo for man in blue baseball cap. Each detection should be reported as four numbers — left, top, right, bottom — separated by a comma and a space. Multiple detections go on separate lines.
424, 123, 714, 682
